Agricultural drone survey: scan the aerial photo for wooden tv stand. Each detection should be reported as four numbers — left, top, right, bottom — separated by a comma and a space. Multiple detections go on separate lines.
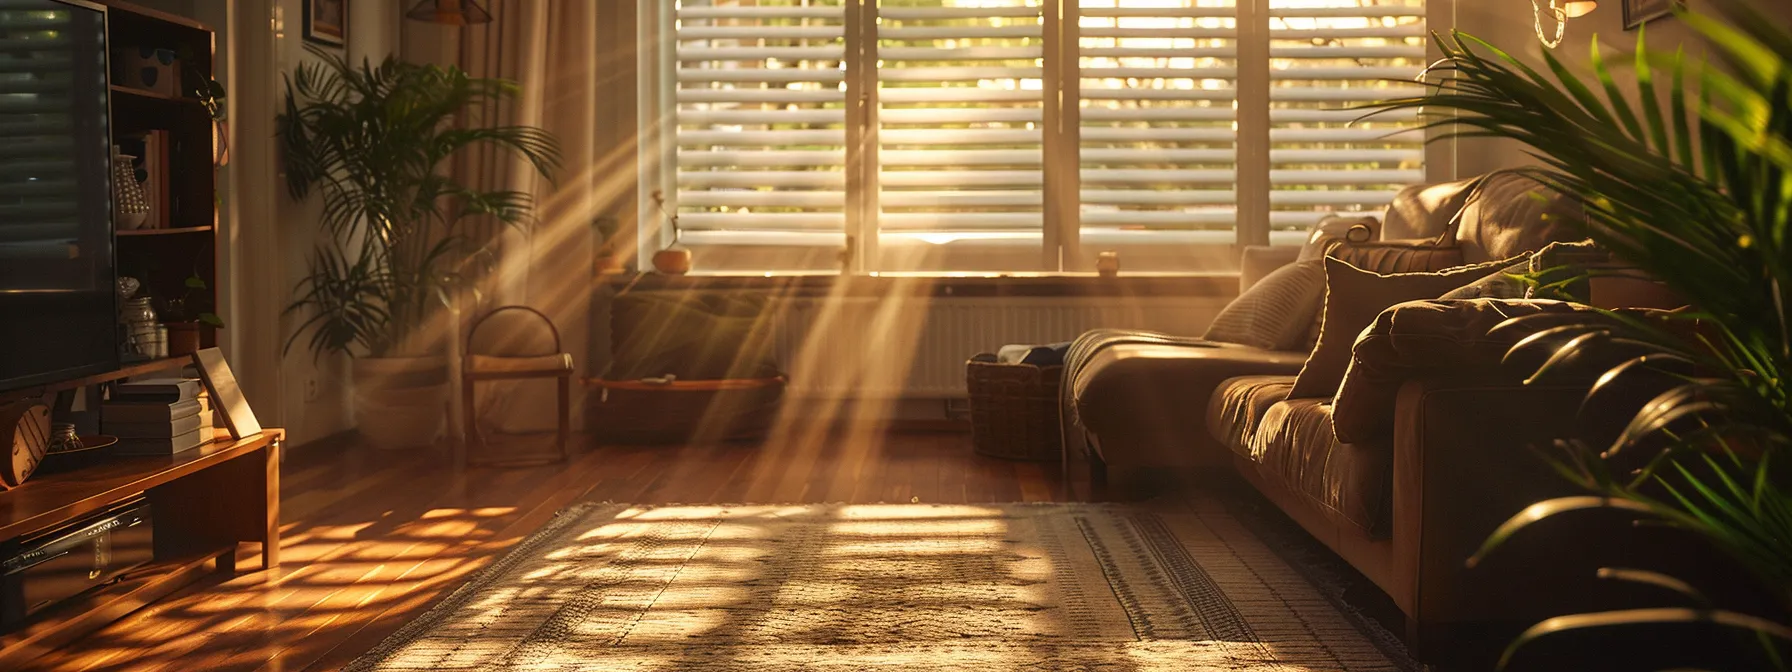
0, 357, 281, 666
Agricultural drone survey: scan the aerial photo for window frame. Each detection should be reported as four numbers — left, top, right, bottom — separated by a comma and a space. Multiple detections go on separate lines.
638, 0, 1456, 276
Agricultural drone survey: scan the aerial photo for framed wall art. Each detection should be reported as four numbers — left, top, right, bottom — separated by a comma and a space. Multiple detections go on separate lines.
304, 0, 347, 48
1625, 0, 1684, 30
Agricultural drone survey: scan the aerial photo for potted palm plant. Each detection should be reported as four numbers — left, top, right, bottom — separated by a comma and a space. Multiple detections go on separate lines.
278, 48, 559, 448
1375, 0, 1791, 666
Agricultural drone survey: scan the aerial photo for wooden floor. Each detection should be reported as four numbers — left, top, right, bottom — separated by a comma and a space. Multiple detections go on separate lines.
29, 429, 1074, 672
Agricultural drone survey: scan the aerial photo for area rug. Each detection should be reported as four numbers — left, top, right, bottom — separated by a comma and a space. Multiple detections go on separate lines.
348, 500, 1417, 671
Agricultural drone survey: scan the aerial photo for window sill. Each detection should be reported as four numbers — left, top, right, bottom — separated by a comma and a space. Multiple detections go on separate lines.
602, 272, 1240, 299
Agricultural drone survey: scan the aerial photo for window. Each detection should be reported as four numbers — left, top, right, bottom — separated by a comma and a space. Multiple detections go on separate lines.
643, 0, 1436, 274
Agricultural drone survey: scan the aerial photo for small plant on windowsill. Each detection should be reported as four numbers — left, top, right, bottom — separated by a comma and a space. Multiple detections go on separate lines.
649, 190, 691, 275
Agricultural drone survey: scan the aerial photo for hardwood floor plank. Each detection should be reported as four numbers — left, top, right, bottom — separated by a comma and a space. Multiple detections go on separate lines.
30, 429, 1091, 672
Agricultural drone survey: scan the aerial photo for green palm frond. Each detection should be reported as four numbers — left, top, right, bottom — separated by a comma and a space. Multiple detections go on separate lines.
277, 46, 561, 359
1383, 0, 1792, 665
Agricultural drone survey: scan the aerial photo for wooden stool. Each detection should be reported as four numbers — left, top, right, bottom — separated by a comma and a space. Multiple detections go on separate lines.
462, 306, 573, 467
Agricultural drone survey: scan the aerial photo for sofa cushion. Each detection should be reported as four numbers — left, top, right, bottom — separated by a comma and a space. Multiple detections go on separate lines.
1206, 375, 1296, 457
1248, 399, 1391, 537
1067, 334, 1307, 469
1204, 261, 1326, 351
1289, 256, 1519, 400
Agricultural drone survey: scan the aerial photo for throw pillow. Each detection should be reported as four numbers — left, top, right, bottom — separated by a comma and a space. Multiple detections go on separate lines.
1526, 239, 1608, 302
1204, 260, 1327, 351
1437, 258, 1530, 300
1288, 255, 1523, 400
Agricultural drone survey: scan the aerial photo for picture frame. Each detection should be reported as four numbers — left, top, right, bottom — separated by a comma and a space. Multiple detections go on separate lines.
303, 0, 347, 48
192, 348, 262, 440
1624, 0, 1684, 30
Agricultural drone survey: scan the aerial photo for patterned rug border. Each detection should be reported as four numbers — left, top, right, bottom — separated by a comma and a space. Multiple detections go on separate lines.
346, 499, 1422, 671
1209, 483, 1423, 672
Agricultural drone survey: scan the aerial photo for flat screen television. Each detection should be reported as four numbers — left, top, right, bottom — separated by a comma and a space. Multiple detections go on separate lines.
0, 0, 118, 392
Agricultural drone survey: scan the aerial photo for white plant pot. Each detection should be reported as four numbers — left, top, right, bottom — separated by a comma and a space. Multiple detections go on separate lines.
352, 356, 449, 449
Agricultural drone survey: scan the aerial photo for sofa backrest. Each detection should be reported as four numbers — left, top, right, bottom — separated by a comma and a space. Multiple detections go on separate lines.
1382, 170, 1585, 263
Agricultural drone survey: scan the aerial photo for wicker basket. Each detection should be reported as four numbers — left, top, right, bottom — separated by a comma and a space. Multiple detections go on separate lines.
587, 376, 785, 445
965, 354, 1063, 461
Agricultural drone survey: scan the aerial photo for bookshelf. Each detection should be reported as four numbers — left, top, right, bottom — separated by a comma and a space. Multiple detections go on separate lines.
104, 0, 221, 350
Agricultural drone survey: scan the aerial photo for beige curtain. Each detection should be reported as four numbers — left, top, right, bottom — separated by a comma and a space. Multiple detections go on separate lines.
406, 1, 638, 432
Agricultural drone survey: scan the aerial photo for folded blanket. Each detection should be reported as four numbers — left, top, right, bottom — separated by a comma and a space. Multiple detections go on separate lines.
997, 341, 1073, 366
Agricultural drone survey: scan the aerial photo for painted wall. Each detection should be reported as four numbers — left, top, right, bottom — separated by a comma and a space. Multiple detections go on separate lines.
1453, 0, 1792, 177
133, 1, 404, 447
270, 0, 404, 446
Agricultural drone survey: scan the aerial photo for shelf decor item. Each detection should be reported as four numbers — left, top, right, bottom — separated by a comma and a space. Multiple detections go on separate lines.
112, 46, 176, 96
120, 296, 158, 359
193, 348, 260, 440
111, 149, 148, 231
0, 401, 49, 490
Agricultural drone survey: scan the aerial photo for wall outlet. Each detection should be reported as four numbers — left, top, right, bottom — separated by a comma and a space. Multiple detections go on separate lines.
304, 378, 319, 402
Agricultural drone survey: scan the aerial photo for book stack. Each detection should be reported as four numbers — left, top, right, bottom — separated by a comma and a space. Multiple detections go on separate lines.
102, 377, 207, 455
194, 389, 228, 443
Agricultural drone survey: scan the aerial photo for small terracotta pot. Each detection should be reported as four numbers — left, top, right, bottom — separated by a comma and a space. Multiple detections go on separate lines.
165, 322, 201, 357
652, 248, 693, 275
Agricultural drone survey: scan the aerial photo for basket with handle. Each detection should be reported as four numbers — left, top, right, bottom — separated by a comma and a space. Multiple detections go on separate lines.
965, 354, 1063, 461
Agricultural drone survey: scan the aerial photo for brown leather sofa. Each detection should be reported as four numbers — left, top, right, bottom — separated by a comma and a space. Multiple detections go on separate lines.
1061, 171, 1630, 658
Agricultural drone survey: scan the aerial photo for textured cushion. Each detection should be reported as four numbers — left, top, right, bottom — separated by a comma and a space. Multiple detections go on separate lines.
1204, 260, 1326, 350
1240, 245, 1301, 294
1206, 375, 1296, 457
1289, 256, 1519, 400
1326, 238, 1463, 275
1246, 399, 1391, 537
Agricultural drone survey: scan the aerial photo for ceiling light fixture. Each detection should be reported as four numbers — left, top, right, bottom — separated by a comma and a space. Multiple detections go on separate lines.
405, 0, 493, 26
1533, 0, 1598, 49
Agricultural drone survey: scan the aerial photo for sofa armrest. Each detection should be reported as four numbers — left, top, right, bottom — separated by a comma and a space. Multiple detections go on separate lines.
1384, 372, 1750, 662
1388, 376, 1589, 628
1332, 299, 1611, 444
1240, 245, 1300, 294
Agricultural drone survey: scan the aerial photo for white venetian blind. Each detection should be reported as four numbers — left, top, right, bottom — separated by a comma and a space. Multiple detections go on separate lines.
877, 0, 1046, 252
672, 1, 849, 247
1266, 0, 1427, 236
1077, 0, 1240, 247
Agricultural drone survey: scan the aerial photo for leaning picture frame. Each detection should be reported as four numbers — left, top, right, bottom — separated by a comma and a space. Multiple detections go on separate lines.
303, 0, 347, 48
1625, 0, 1684, 30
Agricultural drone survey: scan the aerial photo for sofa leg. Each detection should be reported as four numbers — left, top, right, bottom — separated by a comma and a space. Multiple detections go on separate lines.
1062, 439, 1109, 502
1088, 455, 1109, 501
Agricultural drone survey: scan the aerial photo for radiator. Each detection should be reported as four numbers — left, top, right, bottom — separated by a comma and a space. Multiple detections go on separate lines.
772, 296, 1227, 398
